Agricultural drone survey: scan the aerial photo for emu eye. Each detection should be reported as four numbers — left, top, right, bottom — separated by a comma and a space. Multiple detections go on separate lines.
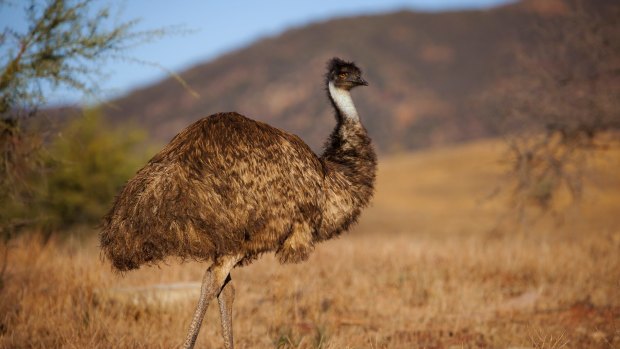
339, 73, 347, 79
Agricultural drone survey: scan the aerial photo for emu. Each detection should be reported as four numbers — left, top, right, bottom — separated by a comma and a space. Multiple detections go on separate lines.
100, 57, 377, 349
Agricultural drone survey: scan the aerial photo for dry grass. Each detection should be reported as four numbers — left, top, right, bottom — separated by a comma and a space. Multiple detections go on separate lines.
1, 139, 619, 348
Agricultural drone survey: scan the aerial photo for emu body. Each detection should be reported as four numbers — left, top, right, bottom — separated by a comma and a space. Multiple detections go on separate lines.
100, 58, 376, 349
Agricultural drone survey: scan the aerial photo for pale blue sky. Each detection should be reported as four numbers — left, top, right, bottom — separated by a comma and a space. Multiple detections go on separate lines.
1, 0, 515, 104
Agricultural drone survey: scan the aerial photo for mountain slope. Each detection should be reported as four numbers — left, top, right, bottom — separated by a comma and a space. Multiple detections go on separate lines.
103, 0, 617, 152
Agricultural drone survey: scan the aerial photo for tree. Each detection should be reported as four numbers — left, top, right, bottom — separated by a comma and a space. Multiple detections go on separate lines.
0, 0, 162, 114
37, 109, 152, 232
0, 0, 165, 240
495, 1, 620, 221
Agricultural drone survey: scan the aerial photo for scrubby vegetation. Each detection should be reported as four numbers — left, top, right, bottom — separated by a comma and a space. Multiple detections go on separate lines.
0, 0, 166, 242
0, 110, 152, 240
37, 111, 151, 231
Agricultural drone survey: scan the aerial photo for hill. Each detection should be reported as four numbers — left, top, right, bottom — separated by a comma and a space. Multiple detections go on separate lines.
102, 0, 618, 152
358, 138, 620, 235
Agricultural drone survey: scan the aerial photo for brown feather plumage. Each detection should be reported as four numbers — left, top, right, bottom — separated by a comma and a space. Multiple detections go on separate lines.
100, 58, 376, 272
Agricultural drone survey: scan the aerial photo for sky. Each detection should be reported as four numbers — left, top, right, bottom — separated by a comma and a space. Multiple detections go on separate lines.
0, 0, 515, 104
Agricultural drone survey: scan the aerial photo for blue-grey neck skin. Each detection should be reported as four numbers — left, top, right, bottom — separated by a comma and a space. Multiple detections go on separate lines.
328, 81, 359, 122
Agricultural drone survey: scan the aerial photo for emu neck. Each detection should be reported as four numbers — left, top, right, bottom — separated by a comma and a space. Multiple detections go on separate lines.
319, 85, 377, 242
328, 82, 359, 121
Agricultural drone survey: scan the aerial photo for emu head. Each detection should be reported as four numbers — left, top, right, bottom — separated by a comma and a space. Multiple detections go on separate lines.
326, 57, 368, 91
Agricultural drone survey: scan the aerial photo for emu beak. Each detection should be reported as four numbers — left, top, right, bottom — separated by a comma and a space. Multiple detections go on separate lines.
355, 77, 369, 86
345, 76, 368, 87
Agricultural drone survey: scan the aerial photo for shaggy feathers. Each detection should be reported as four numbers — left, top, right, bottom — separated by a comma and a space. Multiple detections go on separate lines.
100, 58, 376, 272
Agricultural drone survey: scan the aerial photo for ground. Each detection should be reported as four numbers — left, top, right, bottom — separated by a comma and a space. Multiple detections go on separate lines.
1, 139, 619, 348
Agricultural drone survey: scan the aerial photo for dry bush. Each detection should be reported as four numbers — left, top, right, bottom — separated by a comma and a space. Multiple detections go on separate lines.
494, 1, 620, 219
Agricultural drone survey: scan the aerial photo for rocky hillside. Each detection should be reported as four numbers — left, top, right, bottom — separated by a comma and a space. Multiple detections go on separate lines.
102, 0, 618, 152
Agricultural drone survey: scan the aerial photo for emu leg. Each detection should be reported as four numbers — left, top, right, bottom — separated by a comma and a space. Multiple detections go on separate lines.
217, 274, 235, 349
182, 255, 241, 349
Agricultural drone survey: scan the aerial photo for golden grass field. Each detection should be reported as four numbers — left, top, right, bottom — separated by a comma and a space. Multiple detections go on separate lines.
1, 139, 619, 348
